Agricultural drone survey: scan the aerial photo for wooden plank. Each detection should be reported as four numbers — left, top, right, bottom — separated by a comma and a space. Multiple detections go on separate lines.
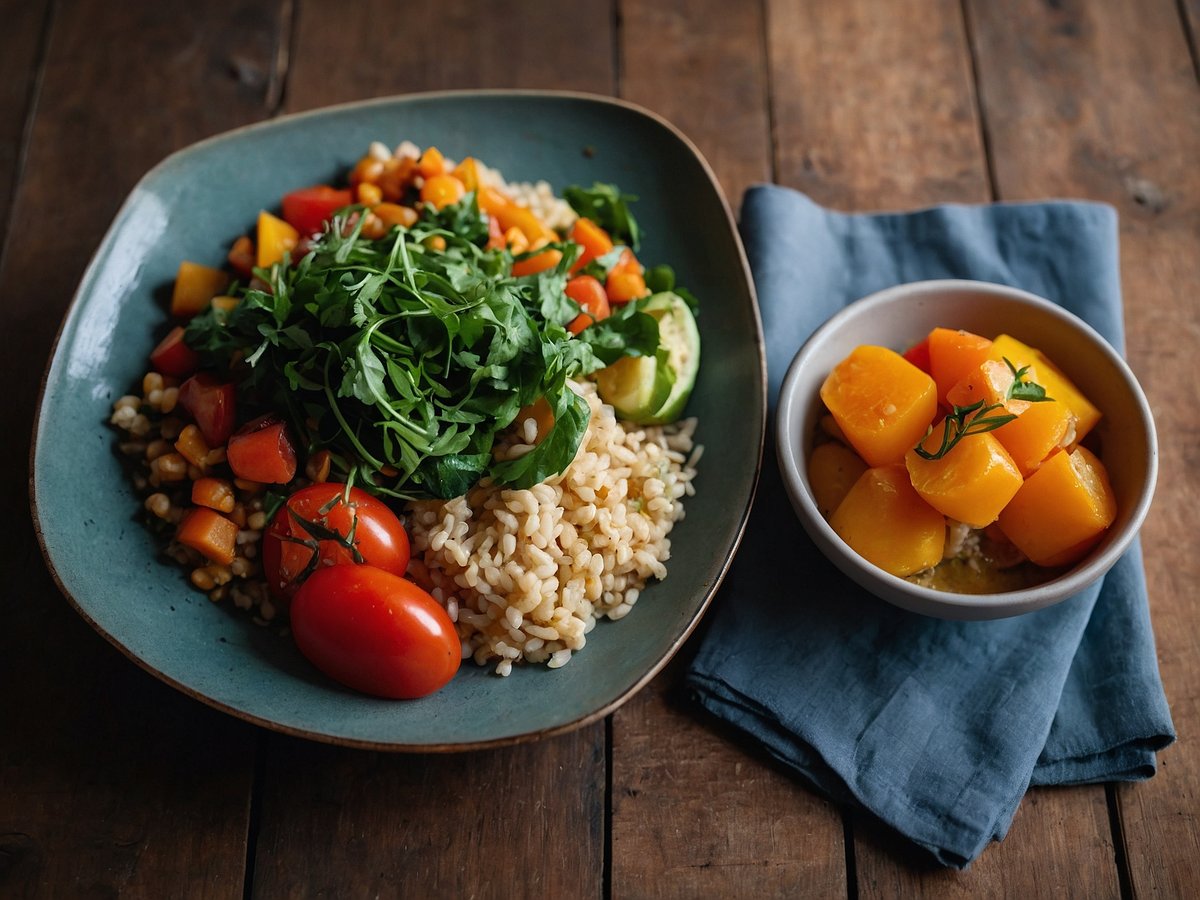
246, 3, 616, 897
0, 0, 286, 895
966, 0, 1200, 895
0, 0, 47, 246
609, 3, 848, 897
284, 0, 615, 111
763, 0, 1123, 892
251, 729, 604, 897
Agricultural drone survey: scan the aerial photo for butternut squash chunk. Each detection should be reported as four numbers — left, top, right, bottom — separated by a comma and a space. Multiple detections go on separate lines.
989, 334, 1101, 442
171, 261, 230, 317
994, 398, 1075, 477
819, 346, 938, 467
808, 442, 868, 518
830, 465, 945, 577
905, 420, 1023, 528
945, 359, 1034, 416
928, 327, 993, 405
256, 210, 300, 268
997, 446, 1116, 567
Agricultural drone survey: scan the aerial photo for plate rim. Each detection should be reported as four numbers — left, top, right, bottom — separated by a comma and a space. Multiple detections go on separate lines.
28, 88, 768, 751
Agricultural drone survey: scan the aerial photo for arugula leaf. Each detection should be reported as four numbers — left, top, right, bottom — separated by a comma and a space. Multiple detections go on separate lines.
564, 183, 642, 250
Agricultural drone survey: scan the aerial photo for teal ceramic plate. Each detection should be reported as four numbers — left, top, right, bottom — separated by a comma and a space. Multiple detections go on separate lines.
31, 91, 765, 750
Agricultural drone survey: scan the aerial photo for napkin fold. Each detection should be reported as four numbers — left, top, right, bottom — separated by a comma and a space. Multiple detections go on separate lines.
686, 186, 1175, 868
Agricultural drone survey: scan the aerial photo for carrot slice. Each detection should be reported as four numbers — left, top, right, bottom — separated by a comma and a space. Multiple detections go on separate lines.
177, 507, 238, 566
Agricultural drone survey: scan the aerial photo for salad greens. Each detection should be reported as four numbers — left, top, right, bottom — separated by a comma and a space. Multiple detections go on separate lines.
564, 183, 642, 250
185, 195, 661, 500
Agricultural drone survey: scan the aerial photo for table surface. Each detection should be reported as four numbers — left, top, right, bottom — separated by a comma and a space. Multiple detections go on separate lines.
5, 1, 1198, 896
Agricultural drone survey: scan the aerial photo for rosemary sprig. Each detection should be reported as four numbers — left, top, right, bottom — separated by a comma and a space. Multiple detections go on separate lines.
914, 358, 1051, 460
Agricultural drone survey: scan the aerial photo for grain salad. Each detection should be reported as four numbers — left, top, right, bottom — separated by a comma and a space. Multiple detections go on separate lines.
111, 139, 703, 698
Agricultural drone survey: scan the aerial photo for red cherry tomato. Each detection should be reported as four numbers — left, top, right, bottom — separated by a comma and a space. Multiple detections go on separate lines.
281, 185, 354, 236
177, 373, 236, 446
290, 565, 460, 699
902, 337, 932, 374
261, 483, 410, 603
149, 326, 199, 377
226, 414, 297, 484
565, 274, 611, 335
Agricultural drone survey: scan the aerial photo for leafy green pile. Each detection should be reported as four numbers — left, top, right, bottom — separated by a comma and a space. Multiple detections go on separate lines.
185, 196, 660, 500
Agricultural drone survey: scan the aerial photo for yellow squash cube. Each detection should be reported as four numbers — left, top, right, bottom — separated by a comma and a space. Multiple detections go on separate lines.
830, 465, 945, 577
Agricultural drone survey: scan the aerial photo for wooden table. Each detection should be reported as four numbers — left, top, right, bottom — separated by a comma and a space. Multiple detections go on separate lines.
4, 1, 1198, 896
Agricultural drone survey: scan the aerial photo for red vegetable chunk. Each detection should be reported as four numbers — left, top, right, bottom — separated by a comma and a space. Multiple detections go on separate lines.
281, 185, 354, 236
226, 414, 297, 484
178, 373, 236, 446
149, 326, 199, 377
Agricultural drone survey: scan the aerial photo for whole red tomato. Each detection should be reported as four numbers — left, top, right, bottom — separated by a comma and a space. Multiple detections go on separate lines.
290, 565, 461, 699
261, 483, 410, 603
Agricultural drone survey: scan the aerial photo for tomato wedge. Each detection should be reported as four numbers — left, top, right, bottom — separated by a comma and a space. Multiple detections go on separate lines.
226, 414, 297, 484
149, 326, 199, 377
565, 275, 611, 335
281, 185, 354, 236
177, 373, 236, 446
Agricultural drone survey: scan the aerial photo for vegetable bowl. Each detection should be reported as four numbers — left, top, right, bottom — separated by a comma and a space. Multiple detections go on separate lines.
775, 280, 1156, 620
30, 91, 766, 749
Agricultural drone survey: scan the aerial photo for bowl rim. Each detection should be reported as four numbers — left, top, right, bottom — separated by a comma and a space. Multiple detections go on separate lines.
775, 278, 1158, 619
28, 88, 768, 750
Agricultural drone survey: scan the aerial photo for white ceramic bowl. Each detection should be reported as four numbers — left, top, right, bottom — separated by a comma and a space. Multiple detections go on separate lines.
775, 279, 1157, 619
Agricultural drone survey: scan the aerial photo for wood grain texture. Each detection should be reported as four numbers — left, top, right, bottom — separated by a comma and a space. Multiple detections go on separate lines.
610, 3, 847, 897
619, 0, 773, 206
1, 0, 286, 895
766, 0, 989, 210
284, 0, 616, 113
966, 1, 1200, 896
0, 0, 47, 247
251, 727, 605, 898
245, 4, 616, 898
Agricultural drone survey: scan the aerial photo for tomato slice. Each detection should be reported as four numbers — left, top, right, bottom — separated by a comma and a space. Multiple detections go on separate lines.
565, 275, 611, 335
290, 565, 460, 699
226, 414, 297, 484
281, 185, 354, 236
177, 373, 236, 446
262, 484, 410, 603
149, 326, 199, 377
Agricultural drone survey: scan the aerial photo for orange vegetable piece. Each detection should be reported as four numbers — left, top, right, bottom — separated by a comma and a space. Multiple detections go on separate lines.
477, 187, 556, 246
210, 295, 239, 315
476, 185, 511, 216
997, 446, 1116, 567
227, 235, 255, 277
177, 507, 239, 566
171, 261, 231, 318
569, 218, 614, 273
565, 275, 610, 335
420, 173, 466, 210
512, 247, 563, 278
830, 465, 946, 577
606, 269, 649, 303
905, 421, 1024, 528
989, 334, 1101, 442
417, 146, 446, 178
192, 477, 236, 514
452, 157, 481, 192
994, 398, 1074, 477
820, 346, 938, 467
945, 359, 1034, 416
928, 327, 993, 405
256, 210, 299, 268
174, 424, 210, 469
807, 442, 868, 518
373, 202, 419, 230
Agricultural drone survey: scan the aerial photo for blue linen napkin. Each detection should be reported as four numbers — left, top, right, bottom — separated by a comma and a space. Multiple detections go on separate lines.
686, 186, 1175, 868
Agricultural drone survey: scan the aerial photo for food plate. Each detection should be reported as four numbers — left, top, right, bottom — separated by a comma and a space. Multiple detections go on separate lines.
30, 91, 765, 749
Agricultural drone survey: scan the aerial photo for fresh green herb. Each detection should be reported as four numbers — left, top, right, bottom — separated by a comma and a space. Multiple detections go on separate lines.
185, 205, 659, 500
913, 359, 1051, 461
564, 182, 642, 250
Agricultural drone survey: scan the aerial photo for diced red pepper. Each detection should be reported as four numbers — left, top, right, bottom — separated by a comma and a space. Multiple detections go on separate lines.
226, 414, 298, 485
902, 337, 932, 374
178, 373, 236, 446
565, 275, 611, 335
281, 185, 354, 237
149, 326, 199, 377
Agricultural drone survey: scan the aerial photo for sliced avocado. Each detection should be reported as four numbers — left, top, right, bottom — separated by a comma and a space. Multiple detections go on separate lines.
595, 291, 700, 425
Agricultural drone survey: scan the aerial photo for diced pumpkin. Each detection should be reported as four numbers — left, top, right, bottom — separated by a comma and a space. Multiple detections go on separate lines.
171, 261, 231, 317
830, 465, 946, 577
192, 477, 236, 514
210, 295, 240, 314
176, 507, 238, 566
928, 327, 993, 405
945, 359, 1034, 416
905, 421, 1024, 528
420, 173, 466, 210
989, 334, 1102, 442
997, 445, 1116, 567
256, 210, 300, 268
808, 442, 868, 518
174, 423, 210, 469
994, 398, 1075, 477
416, 146, 446, 178
451, 156, 481, 191
569, 217, 614, 273
477, 186, 557, 246
819, 346, 938, 467
511, 247, 563, 277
